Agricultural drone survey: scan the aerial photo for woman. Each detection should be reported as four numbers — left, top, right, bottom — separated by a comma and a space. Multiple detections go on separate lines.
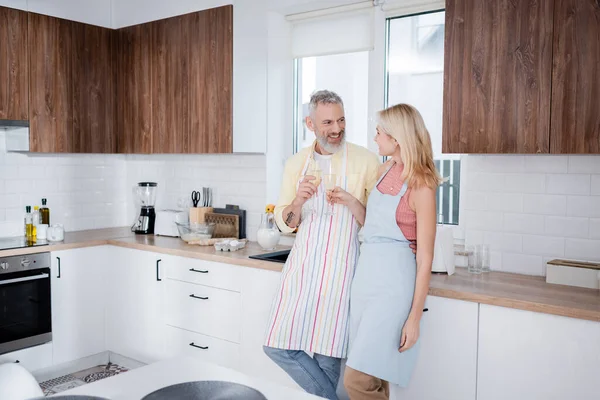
330, 104, 440, 399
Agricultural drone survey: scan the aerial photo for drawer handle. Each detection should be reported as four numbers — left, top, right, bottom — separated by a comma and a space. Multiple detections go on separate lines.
190, 294, 209, 300
190, 268, 209, 274
190, 342, 208, 350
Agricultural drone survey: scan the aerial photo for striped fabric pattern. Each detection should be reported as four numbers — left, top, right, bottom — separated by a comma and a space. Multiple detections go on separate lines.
264, 146, 360, 358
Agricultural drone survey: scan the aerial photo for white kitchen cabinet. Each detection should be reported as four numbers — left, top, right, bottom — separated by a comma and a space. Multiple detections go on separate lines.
51, 247, 107, 365
105, 247, 165, 364
0, 343, 53, 372
239, 267, 299, 389
478, 304, 600, 400
390, 296, 478, 400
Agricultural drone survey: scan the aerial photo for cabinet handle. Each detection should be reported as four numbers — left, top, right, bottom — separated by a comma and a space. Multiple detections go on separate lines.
189, 268, 208, 274
56, 257, 61, 278
156, 259, 162, 281
189, 342, 208, 350
189, 294, 209, 300
423, 308, 429, 312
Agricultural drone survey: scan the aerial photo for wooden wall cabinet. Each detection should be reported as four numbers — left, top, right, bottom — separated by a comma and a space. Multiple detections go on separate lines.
550, 0, 600, 154
443, 0, 600, 154
28, 12, 74, 153
0, 6, 28, 121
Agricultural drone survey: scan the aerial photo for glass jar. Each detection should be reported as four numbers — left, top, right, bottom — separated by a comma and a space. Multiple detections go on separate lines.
257, 211, 280, 251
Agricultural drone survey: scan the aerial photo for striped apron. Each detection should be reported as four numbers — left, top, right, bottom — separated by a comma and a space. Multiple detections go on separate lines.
264, 145, 360, 358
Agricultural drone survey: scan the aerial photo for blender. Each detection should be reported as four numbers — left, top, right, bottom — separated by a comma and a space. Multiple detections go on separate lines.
132, 182, 157, 234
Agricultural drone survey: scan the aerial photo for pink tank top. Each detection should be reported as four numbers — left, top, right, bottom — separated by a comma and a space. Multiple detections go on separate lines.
376, 163, 417, 241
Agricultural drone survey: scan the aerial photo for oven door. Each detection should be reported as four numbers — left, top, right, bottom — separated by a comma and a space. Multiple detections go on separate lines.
0, 267, 51, 354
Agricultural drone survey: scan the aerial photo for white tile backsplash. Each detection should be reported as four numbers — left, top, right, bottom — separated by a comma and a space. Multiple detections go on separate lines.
463, 155, 600, 276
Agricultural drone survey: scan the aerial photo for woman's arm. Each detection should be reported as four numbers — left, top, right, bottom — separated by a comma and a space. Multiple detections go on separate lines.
399, 185, 436, 352
328, 188, 366, 226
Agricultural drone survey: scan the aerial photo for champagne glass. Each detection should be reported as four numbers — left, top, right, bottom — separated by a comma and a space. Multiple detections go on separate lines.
323, 173, 337, 216
304, 159, 321, 214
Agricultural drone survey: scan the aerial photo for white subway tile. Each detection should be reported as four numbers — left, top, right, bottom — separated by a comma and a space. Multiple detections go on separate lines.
0, 209, 5, 221
486, 193, 523, 212
502, 253, 544, 276
465, 230, 484, 246
546, 174, 590, 195
0, 165, 19, 178
565, 238, 600, 261
466, 173, 505, 193
34, 179, 58, 194
0, 194, 21, 209
503, 213, 545, 234
4, 207, 23, 222
503, 174, 546, 193
522, 194, 567, 216
463, 192, 487, 211
5, 179, 31, 194
490, 251, 502, 271
482, 155, 525, 173
568, 155, 600, 174
463, 210, 503, 231
522, 235, 565, 257
566, 196, 600, 218
590, 219, 600, 240
592, 175, 600, 195
18, 165, 40, 179
483, 232, 523, 252
545, 216, 589, 239
524, 155, 568, 173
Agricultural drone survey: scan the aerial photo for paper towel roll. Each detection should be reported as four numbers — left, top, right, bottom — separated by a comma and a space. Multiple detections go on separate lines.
432, 225, 455, 275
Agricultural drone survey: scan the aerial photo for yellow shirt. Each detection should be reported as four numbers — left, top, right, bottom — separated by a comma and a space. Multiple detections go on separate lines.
275, 141, 381, 233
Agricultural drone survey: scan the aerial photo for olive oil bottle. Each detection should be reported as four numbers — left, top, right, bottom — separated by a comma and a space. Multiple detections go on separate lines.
25, 206, 34, 242
40, 198, 50, 225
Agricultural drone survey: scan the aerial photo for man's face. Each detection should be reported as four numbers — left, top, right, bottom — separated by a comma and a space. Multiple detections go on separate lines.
306, 103, 346, 154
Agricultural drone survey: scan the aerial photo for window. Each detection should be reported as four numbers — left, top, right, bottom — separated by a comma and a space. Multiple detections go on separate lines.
385, 10, 460, 225
293, 51, 370, 153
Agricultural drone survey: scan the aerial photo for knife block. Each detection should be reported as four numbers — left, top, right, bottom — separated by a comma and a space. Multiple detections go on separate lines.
189, 207, 213, 224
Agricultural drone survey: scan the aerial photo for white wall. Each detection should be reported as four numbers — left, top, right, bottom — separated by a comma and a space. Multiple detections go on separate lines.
461, 155, 600, 275
0, 131, 128, 235
0, 0, 112, 27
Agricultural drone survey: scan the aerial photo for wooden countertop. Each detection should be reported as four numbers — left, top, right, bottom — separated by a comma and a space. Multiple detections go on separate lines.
1, 228, 598, 322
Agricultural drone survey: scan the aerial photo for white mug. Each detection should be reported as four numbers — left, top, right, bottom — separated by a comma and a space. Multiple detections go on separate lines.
47, 224, 64, 242
37, 224, 48, 240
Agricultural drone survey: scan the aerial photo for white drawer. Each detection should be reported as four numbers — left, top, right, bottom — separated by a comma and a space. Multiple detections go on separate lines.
163, 255, 242, 292
165, 326, 240, 370
165, 279, 241, 343
0, 343, 53, 372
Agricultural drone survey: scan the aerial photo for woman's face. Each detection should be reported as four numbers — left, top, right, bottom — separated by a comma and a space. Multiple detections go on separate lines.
374, 125, 398, 156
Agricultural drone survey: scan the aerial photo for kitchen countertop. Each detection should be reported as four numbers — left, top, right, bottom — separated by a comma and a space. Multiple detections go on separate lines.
1, 227, 598, 322
59, 356, 319, 400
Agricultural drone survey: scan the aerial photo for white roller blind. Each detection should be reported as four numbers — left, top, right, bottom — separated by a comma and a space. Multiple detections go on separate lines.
289, 6, 375, 58
382, 0, 445, 16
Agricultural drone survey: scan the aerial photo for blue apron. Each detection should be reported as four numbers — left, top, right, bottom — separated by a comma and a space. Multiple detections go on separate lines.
346, 164, 421, 387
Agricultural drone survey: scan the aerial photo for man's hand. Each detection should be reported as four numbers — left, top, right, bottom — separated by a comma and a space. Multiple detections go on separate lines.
410, 240, 417, 255
291, 176, 317, 208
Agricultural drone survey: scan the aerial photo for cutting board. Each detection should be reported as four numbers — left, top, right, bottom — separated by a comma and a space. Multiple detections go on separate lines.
213, 206, 246, 239
205, 213, 239, 239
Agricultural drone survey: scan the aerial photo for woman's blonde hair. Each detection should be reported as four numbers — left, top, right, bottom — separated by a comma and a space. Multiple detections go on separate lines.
378, 104, 443, 189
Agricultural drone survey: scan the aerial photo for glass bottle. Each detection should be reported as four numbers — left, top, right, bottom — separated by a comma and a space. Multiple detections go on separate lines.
40, 198, 50, 225
25, 206, 34, 242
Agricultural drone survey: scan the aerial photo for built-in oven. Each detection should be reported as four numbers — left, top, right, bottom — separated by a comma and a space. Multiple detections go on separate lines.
0, 252, 51, 355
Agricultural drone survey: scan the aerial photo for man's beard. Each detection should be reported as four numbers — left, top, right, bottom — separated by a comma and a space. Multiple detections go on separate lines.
316, 129, 346, 154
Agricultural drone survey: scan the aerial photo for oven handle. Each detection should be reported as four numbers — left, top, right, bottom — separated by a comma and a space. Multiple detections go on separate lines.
0, 273, 50, 286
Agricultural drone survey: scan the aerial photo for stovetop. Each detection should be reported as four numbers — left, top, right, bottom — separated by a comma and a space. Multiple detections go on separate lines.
0, 237, 48, 251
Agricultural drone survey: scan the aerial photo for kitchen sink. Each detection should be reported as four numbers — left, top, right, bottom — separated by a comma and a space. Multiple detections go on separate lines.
248, 249, 290, 264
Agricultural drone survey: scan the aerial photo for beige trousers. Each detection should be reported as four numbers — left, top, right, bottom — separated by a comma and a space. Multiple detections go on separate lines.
343, 366, 390, 400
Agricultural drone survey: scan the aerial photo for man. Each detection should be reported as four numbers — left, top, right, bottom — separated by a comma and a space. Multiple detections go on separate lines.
263, 90, 381, 399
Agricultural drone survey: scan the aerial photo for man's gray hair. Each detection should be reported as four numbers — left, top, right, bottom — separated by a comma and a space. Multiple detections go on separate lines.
308, 90, 344, 117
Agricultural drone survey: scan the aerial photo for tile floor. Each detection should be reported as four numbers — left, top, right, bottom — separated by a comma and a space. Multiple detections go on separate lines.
39, 363, 128, 396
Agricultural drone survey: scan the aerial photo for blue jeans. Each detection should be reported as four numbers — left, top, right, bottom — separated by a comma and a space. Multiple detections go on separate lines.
263, 346, 341, 399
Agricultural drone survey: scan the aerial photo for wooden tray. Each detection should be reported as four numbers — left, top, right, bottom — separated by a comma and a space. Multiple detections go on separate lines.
205, 213, 239, 239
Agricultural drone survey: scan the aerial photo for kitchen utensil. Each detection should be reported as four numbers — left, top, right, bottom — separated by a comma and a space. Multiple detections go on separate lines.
213, 205, 246, 239
175, 222, 216, 242
191, 191, 201, 207
189, 206, 213, 224
205, 213, 239, 238
155, 210, 187, 237
132, 182, 157, 234
431, 224, 455, 275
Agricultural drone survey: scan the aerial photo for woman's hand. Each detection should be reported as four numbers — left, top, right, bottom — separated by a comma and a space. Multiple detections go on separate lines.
327, 186, 358, 206
399, 316, 420, 353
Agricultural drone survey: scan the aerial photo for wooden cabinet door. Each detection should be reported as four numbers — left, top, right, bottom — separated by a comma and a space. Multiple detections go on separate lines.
28, 13, 73, 153
188, 6, 233, 154
150, 6, 233, 154
550, 0, 600, 154
71, 22, 116, 153
0, 6, 28, 121
442, 0, 554, 154
115, 24, 153, 154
